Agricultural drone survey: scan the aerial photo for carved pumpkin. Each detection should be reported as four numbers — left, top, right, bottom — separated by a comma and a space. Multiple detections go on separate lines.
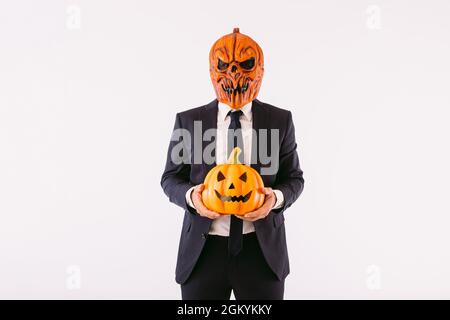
209, 28, 264, 110
202, 147, 265, 215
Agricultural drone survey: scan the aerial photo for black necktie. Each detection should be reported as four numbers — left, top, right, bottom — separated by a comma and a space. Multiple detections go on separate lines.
227, 110, 244, 256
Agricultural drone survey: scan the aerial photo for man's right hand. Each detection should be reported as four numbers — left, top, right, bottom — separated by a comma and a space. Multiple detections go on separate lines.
191, 184, 221, 219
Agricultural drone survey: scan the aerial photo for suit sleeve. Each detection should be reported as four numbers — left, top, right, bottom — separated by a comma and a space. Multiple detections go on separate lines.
272, 111, 305, 214
160, 113, 197, 214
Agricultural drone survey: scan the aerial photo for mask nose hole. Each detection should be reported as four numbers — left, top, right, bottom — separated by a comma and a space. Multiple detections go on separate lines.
231, 65, 237, 73
229, 183, 235, 189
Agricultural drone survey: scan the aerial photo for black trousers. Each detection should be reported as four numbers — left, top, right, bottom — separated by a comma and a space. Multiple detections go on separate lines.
181, 232, 285, 300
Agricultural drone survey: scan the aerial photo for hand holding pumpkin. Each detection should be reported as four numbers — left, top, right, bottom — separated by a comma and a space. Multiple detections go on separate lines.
236, 187, 276, 222
191, 184, 221, 219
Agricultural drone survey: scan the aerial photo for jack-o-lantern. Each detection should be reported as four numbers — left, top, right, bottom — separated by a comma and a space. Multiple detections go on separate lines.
209, 28, 264, 110
202, 147, 265, 215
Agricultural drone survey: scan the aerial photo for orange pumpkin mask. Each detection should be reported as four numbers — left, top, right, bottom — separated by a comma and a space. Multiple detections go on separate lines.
209, 28, 264, 110
202, 147, 265, 215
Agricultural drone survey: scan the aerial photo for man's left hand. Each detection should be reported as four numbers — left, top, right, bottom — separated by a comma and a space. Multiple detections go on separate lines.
236, 187, 276, 222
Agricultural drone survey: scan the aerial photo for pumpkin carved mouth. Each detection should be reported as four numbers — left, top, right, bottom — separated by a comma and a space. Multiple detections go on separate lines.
215, 190, 252, 203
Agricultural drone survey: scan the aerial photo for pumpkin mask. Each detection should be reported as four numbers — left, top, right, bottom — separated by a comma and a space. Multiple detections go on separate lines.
209, 28, 264, 110
202, 147, 265, 215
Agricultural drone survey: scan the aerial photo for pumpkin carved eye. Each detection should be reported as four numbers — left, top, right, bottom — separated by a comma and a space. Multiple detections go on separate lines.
239, 58, 255, 70
217, 171, 225, 181
239, 172, 247, 182
217, 58, 229, 71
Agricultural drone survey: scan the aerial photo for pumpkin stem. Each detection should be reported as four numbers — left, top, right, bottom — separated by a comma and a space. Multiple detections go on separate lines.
233, 27, 240, 33
228, 147, 242, 164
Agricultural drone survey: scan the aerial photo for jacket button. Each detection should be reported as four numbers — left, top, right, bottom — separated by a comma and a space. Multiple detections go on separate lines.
201, 233, 208, 239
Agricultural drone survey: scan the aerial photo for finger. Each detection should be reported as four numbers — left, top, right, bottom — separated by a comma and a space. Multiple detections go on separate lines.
204, 212, 220, 219
201, 207, 221, 219
192, 195, 220, 219
240, 214, 263, 222
192, 192, 203, 202
194, 184, 205, 193
244, 198, 273, 219
208, 211, 221, 219
262, 194, 276, 207
244, 209, 264, 219
199, 210, 220, 219
193, 190, 208, 204
258, 187, 272, 195
249, 211, 270, 221
234, 214, 253, 221
247, 200, 273, 217
243, 211, 256, 218
197, 203, 219, 218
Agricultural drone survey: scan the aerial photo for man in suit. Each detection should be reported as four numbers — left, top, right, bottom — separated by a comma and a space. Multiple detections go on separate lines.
161, 28, 304, 300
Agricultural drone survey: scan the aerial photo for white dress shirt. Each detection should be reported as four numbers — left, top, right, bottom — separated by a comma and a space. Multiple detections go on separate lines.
186, 101, 284, 236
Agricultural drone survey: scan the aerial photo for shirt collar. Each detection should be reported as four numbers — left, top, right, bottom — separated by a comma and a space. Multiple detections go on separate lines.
218, 101, 253, 122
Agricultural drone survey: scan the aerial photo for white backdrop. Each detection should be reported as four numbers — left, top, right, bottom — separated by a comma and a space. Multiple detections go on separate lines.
1, 0, 450, 299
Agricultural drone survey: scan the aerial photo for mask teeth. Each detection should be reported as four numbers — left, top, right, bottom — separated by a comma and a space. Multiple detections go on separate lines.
220, 78, 249, 96
233, 83, 241, 95
242, 80, 248, 93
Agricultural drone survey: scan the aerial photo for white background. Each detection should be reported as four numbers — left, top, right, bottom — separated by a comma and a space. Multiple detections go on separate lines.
1, 0, 450, 299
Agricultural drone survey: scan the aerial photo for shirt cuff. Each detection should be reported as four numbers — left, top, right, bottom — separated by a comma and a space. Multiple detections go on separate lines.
272, 189, 285, 210
185, 186, 197, 211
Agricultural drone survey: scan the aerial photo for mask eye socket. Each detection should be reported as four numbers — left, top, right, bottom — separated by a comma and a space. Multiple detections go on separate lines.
239, 172, 247, 182
217, 171, 226, 181
217, 58, 229, 71
239, 58, 255, 70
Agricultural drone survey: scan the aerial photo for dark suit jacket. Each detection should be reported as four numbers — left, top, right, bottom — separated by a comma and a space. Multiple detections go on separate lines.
160, 99, 304, 284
